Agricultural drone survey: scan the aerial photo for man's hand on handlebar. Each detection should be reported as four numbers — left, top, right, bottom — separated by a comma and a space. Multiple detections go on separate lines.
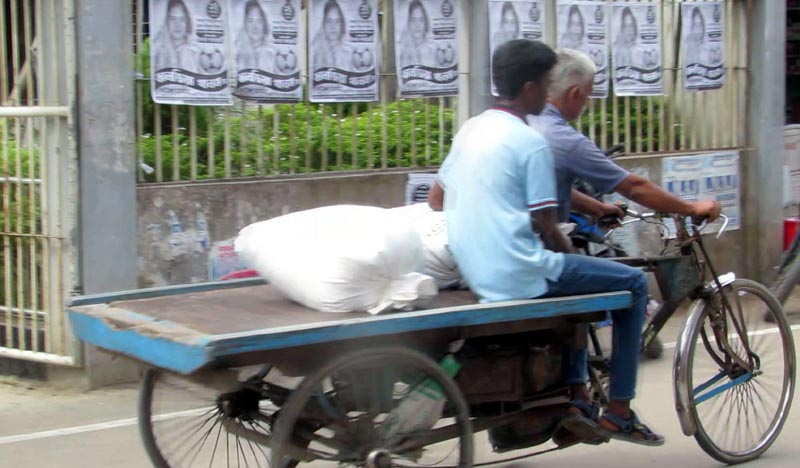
597, 203, 626, 228
691, 200, 722, 222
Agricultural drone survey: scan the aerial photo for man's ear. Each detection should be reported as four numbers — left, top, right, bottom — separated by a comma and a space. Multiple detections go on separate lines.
521, 81, 537, 97
565, 85, 581, 101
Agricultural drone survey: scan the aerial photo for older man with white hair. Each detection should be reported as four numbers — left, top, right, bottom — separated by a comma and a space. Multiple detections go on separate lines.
528, 48, 721, 223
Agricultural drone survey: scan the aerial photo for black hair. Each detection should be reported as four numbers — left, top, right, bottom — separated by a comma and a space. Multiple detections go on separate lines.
621, 6, 637, 37
567, 5, 584, 31
323, 0, 346, 38
244, 0, 269, 38
166, 0, 193, 35
492, 39, 557, 98
501, 2, 519, 24
408, 0, 430, 33
691, 6, 705, 33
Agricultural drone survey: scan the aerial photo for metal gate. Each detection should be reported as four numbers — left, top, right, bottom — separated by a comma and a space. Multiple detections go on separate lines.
0, 0, 78, 365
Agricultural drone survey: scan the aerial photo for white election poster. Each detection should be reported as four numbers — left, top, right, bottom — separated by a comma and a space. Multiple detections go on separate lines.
230, 0, 302, 103
785, 125, 800, 205
662, 152, 740, 237
309, 0, 379, 102
557, 0, 609, 98
406, 173, 438, 205
700, 151, 740, 231
489, 1, 547, 96
394, 0, 459, 98
150, 0, 232, 105
610, 2, 663, 96
681, 1, 725, 91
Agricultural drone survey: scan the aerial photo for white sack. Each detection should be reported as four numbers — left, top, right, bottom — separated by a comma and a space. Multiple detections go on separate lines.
235, 205, 437, 314
387, 204, 466, 290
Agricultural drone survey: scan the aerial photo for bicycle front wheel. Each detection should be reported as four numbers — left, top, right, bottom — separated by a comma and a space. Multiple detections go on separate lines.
678, 279, 795, 464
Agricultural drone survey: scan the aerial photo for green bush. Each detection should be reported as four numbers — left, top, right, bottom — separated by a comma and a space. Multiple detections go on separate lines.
0, 120, 41, 234
579, 95, 668, 151
136, 40, 455, 182
0, 119, 43, 311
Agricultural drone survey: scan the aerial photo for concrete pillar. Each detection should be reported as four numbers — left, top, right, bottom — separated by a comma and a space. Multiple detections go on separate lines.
745, 0, 786, 281
75, 0, 140, 386
464, 0, 492, 119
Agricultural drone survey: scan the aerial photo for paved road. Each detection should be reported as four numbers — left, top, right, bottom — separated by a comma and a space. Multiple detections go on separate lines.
1, 315, 799, 468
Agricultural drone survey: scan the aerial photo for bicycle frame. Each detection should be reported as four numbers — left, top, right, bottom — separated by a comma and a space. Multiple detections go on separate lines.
602, 213, 763, 436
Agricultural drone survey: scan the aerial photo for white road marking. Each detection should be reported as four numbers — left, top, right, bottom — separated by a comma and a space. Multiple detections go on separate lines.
1, 327, 797, 445
0, 407, 210, 445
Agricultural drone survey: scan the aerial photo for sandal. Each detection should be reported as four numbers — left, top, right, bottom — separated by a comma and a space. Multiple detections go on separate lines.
595, 410, 665, 446
553, 400, 608, 447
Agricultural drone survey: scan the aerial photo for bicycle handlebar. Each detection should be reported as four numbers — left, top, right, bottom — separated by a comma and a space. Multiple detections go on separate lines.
604, 142, 625, 158
615, 209, 730, 239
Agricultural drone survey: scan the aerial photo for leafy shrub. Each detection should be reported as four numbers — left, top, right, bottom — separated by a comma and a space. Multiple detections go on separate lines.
136, 40, 455, 182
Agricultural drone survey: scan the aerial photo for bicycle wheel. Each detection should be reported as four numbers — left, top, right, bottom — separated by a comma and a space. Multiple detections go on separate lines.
139, 368, 294, 468
678, 279, 796, 464
270, 347, 474, 468
772, 245, 800, 305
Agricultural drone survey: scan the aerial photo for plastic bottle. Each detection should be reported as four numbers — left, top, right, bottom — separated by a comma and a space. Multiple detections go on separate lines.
196, 212, 209, 251
168, 210, 185, 257
381, 354, 461, 439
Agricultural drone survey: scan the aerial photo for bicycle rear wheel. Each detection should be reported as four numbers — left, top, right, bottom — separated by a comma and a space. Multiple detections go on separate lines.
773, 245, 800, 305
269, 347, 474, 468
139, 368, 293, 468
678, 279, 795, 464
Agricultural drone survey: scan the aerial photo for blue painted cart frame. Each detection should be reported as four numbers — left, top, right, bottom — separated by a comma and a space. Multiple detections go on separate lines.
68, 278, 631, 375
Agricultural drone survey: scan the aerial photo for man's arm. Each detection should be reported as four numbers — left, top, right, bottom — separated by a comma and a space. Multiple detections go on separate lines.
428, 181, 444, 211
571, 189, 624, 219
569, 139, 720, 220
531, 207, 576, 254
615, 174, 720, 218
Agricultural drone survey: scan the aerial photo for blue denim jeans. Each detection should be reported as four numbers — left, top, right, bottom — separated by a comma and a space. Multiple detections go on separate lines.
541, 254, 648, 401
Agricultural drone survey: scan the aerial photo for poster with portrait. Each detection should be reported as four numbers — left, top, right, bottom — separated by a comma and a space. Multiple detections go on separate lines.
230, 0, 302, 103
681, 1, 725, 91
556, 0, 609, 98
489, 1, 547, 96
149, 0, 232, 105
309, 0, 379, 102
394, 0, 460, 98
610, 2, 663, 96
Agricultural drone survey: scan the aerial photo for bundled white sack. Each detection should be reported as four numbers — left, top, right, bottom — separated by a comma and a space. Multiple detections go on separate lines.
234, 205, 438, 314
387, 204, 576, 290
387, 204, 467, 290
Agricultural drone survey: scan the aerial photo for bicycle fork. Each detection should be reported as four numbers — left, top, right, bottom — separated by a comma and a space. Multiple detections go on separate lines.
673, 275, 754, 436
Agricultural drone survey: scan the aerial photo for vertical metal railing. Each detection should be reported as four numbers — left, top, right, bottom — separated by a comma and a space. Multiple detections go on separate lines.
133, 0, 457, 183
0, 0, 77, 365
578, 0, 748, 154
131, 0, 749, 185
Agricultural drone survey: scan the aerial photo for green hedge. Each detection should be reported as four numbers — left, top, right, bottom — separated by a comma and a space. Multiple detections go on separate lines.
136, 40, 455, 182
0, 120, 41, 235
0, 120, 42, 309
579, 96, 668, 151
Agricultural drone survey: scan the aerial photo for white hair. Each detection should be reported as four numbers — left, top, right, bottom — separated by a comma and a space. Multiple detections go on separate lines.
548, 48, 596, 98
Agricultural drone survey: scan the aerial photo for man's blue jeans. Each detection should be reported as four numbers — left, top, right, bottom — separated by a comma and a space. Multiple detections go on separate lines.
542, 254, 648, 401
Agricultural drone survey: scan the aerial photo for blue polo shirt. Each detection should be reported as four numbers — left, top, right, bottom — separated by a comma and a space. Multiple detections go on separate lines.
527, 104, 629, 221
437, 109, 564, 302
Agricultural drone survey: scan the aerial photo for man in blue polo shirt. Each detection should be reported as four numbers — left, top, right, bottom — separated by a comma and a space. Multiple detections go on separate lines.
435, 40, 664, 445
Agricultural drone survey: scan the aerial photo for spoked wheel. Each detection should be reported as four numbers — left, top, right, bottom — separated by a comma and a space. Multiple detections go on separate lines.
270, 347, 474, 468
139, 368, 293, 468
678, 279, 796, 464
